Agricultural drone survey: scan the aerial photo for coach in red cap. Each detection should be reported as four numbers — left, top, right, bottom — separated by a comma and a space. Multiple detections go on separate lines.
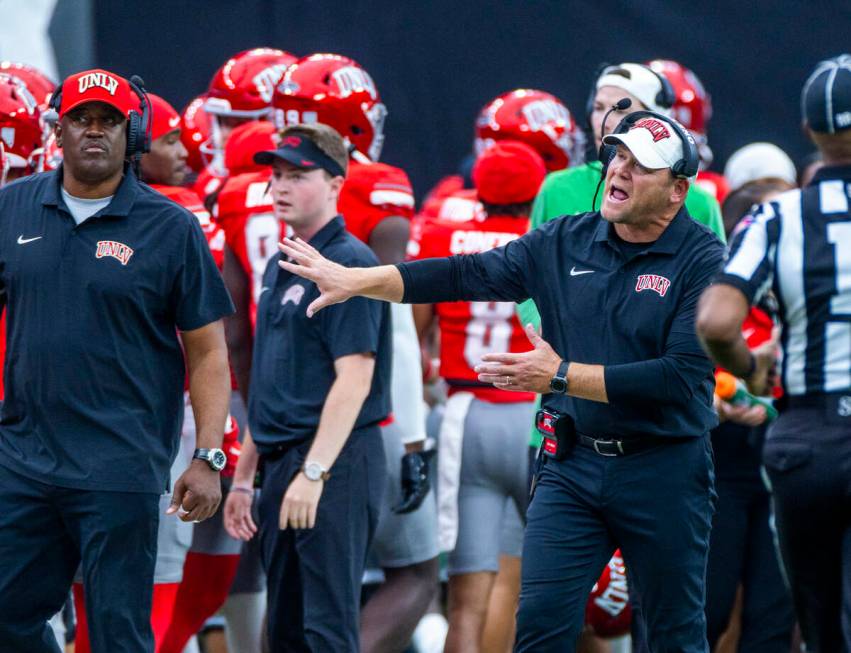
0, 69, 235, 652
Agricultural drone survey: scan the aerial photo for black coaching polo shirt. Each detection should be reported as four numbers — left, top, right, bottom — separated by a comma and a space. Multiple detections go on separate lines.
0, 166, 234, 493
249, 216, 391, 452
398, 207, 725, 439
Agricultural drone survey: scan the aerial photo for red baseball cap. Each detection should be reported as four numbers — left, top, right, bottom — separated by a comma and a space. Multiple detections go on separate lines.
472, 140, 546, 205
57, 69, 139, 120
147, 93, 181, 142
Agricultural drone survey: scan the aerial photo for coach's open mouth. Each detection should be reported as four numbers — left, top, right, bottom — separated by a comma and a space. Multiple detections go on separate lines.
609, 184, 629, 202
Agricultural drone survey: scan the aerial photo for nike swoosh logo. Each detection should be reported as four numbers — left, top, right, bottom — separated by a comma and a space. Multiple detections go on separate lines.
742, 328, 756, 339
570, 266, 594, 276
259, 286, 270, 295
17, 235, 42, 245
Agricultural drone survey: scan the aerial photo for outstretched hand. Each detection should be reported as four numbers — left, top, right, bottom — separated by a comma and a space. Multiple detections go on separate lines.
474, 324, 562, 394
278, 237, 354, 317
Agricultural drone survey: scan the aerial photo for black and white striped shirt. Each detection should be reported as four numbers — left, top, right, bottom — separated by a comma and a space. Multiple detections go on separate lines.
717, 165, 851, 396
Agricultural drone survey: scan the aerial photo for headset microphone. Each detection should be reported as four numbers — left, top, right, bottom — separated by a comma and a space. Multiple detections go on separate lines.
591, 98, 632, 210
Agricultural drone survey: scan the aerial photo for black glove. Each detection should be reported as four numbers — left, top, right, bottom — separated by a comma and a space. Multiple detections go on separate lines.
392, 449, 436, 514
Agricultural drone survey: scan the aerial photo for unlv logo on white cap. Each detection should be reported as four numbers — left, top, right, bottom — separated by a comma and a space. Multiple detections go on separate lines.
253, 64, 291, 104
78, 72, 119, 96
332, 66, 377, 99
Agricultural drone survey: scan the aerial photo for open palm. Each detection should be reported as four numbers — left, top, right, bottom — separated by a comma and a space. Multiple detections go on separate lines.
278, 237, 355, 317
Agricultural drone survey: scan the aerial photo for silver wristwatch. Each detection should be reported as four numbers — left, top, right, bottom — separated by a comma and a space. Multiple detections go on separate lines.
193, 448, 227, 472
302, 461, 330, 482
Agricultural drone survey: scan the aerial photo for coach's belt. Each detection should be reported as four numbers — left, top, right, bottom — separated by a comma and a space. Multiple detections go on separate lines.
576, 433, 669, 457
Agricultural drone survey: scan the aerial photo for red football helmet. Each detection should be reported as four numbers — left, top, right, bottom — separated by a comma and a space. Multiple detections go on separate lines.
0, 61, 56, 111
647, 59, 713, 166
204, 48, 296, 176
180, 94, 212, 173
0, 75, 43, 174
585, 550, 632, 638
205, 48, 297, 118
272, 53, 387, 162
474, 89, 585, 172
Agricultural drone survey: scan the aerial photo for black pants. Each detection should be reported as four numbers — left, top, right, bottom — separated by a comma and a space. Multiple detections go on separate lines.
516, 435, 715, 652
257, 427, 385, 652
0, 464, 159, 653
762, 398, 851, 653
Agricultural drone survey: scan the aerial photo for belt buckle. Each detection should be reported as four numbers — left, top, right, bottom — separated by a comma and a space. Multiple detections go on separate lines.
592, 439, 623, 457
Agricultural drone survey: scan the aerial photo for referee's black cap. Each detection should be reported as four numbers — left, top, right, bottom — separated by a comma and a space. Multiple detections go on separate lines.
802, 54, 851, 134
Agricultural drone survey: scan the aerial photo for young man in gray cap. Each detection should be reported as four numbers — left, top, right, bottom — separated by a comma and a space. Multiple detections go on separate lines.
698, 54, 851, 652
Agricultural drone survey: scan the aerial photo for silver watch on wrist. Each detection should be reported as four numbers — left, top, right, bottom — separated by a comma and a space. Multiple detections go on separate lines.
193, 448, 227, 472
302, 461, 330, 482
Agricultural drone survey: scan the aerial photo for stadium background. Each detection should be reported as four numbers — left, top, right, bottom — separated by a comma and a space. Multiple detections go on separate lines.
3, 0, 850, 201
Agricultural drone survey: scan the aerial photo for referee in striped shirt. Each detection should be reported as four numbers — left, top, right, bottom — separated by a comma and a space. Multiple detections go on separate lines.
697, 54, 851, 652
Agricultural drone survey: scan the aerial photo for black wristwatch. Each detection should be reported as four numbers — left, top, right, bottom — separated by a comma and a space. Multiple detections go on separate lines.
549, 360, 569, 395
193, 448, 227, 472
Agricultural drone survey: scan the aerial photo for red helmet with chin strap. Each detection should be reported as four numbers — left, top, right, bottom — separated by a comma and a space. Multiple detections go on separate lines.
0, 74, 42, 174
272, 53, 387, 162
474, 89, 585, 172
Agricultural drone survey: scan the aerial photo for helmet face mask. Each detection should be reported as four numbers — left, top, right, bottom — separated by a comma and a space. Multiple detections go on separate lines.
474, 89, 585, 172
272, 53, 387, 162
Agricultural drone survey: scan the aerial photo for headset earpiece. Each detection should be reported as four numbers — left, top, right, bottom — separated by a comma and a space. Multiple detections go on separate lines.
126, 75, 151, 157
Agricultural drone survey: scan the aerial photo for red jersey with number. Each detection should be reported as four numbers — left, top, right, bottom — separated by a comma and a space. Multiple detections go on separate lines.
216, 170, 282, 327
409, 209, 534, 402
338, 160, 415, 244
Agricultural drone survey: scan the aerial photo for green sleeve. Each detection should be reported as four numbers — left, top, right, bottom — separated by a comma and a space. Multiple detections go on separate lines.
529, 176, 550, 230
684, 185, 727, 244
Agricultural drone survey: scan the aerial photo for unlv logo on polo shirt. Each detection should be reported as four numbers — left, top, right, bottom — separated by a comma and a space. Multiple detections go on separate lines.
635, 274, 671, 297
634, 118, 670, 142
96, 240, 134, 266
78, 72, 119, 96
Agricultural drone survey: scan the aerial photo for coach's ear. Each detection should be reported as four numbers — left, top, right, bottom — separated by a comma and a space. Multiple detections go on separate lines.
54, 122, 63, 149
670, 177, 689, 204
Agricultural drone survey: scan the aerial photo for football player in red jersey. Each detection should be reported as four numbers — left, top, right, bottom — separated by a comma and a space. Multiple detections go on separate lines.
195, 48, 296, 202
419, 88, 584, 223
266, 52, 438, 652
409, 141, 546, 653
647, 59, 729, 204
180, 94, 211, 176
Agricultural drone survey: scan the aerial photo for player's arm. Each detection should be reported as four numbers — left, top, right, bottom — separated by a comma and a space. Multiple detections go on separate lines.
222, 245, 253, 403
368, 215, 410, 264
697, 202, 780, 394
278, 353, 375, 529
171, 320, 230, 521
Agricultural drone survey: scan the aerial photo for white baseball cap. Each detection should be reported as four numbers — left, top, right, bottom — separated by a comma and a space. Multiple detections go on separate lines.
596, 63, 673, 116
724, 142, 796, 193
602, 115, 693, 178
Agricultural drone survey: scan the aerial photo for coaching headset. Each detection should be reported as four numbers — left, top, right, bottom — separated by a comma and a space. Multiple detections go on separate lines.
591, 109, 699, 210
47, 74, 152, 157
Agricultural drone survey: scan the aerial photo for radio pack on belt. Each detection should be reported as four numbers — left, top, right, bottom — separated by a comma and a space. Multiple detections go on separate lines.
536, 409, 577, 461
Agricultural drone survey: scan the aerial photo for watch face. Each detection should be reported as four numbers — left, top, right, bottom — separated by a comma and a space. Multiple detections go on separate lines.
210, 449, 227, 471
550, 378, 567, 394
304, 463, 323, 481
